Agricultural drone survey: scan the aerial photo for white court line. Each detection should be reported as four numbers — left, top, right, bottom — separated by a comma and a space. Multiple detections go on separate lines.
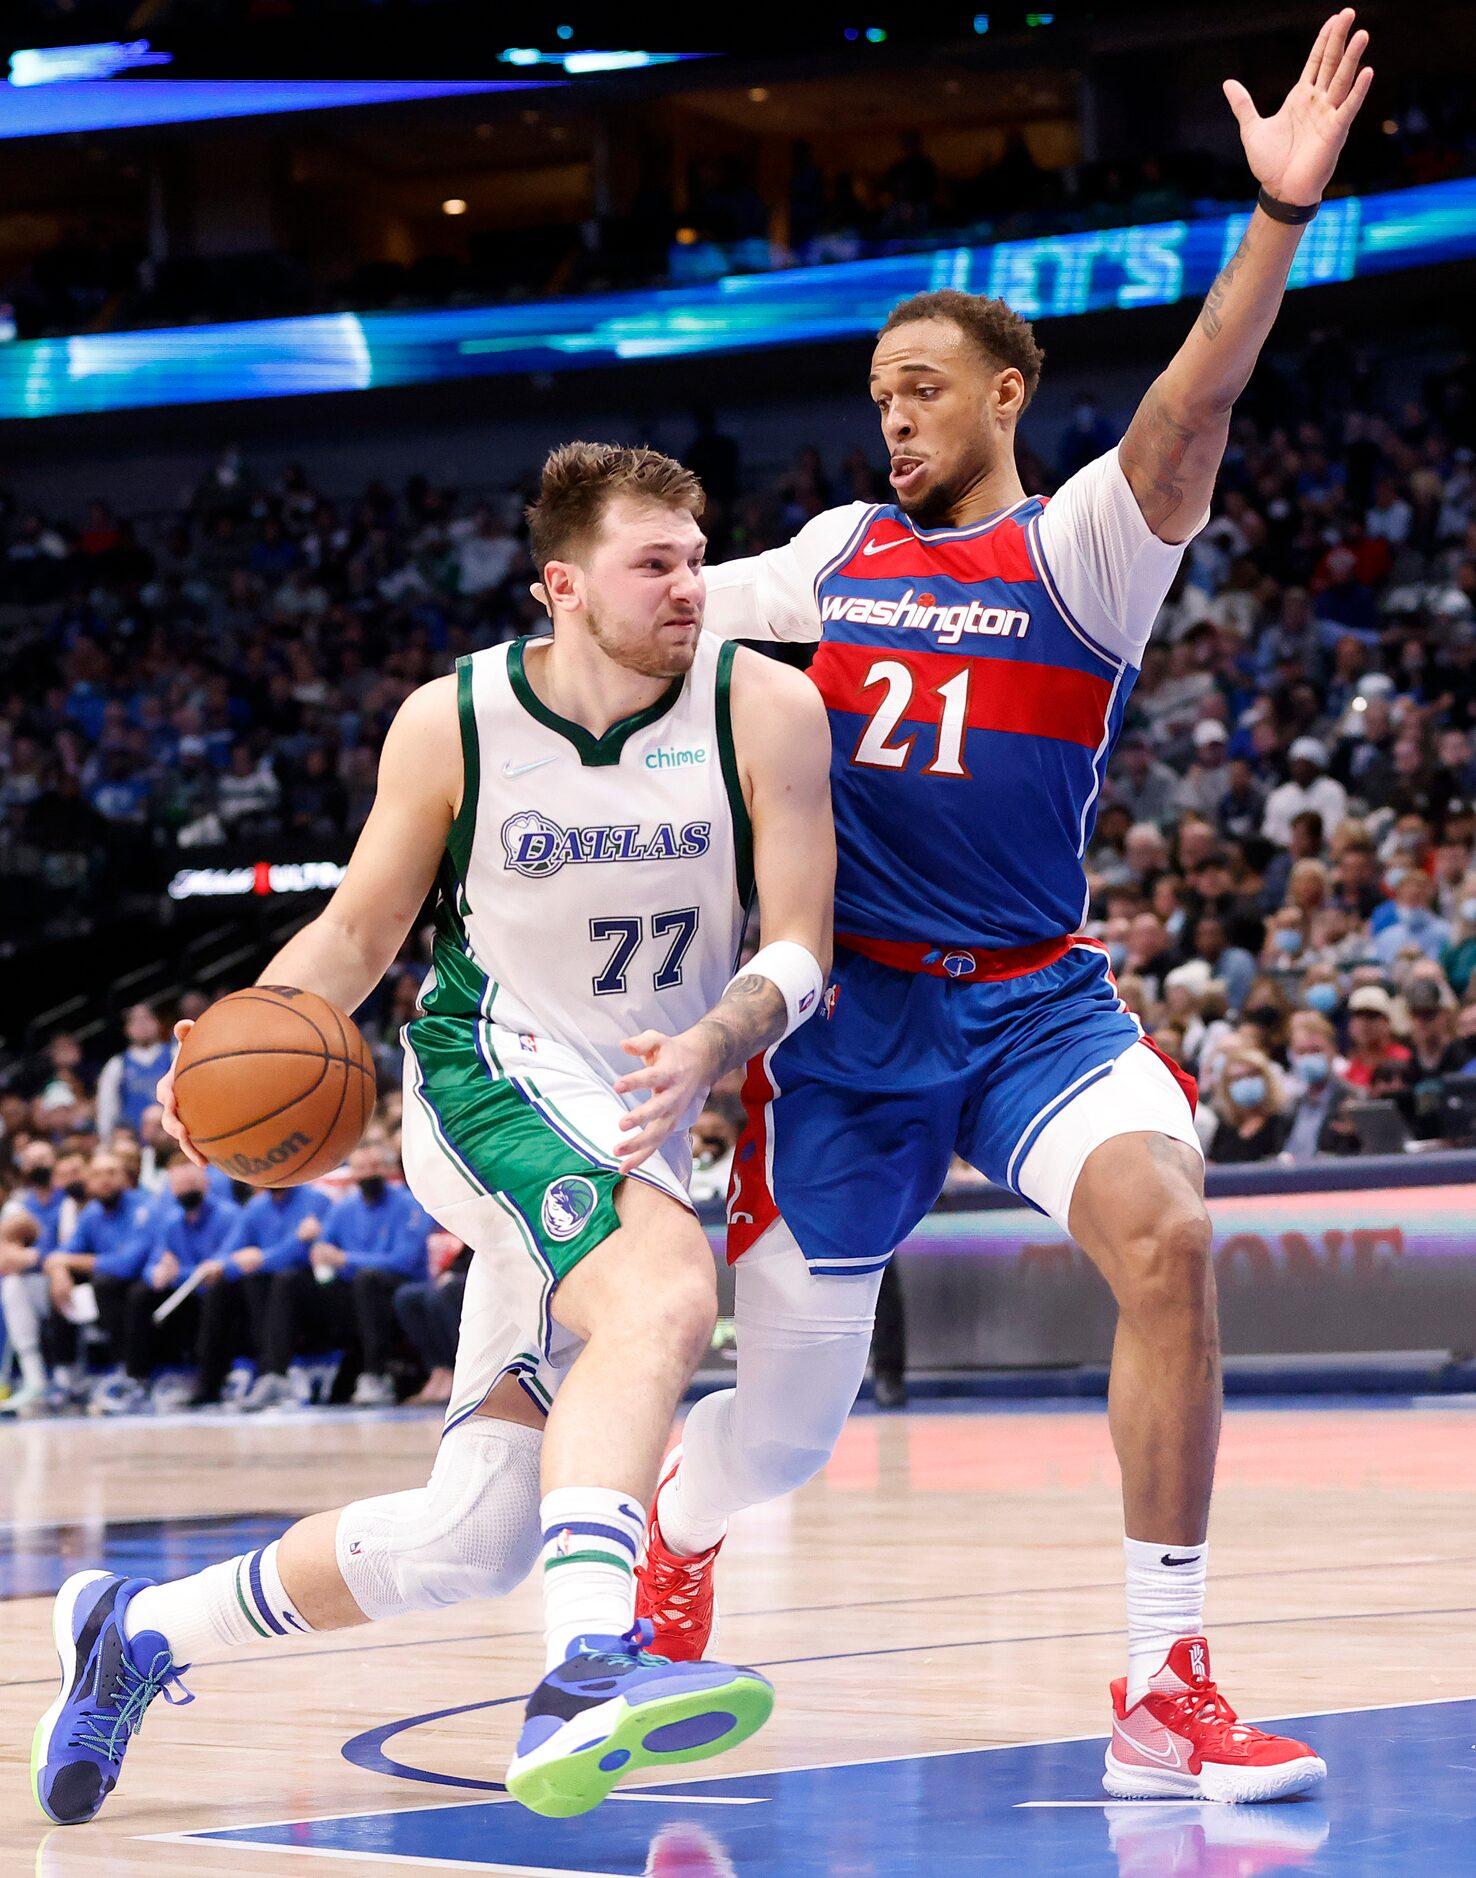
136, 1689, 1476, 1862
144, 1838, 627, 1878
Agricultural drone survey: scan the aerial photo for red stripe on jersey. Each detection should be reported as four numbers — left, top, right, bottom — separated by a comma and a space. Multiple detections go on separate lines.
838, 515, 1038, 584
809, 640, 1111, 750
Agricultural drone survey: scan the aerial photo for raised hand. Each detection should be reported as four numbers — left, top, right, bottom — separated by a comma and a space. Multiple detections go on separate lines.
1223, 8, 1373, 207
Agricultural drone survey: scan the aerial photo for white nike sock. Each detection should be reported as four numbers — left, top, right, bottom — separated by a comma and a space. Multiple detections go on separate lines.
1124, 1536, 1208, 1707
540, 1488, 644, 1672
653, 1453, 728, 1558
123, 1541, 313, 1666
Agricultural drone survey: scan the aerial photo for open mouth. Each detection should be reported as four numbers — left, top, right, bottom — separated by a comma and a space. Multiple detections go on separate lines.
889, 456, 926, 494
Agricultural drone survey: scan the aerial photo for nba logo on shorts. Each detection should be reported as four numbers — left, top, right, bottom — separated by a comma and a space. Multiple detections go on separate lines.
542, 1175, 597, 1242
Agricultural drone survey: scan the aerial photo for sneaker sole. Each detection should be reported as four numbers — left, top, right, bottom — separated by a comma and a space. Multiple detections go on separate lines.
1103, 1748, 1328, 1803
505, 1668, 773, 1819
31, 1570, 111, 1823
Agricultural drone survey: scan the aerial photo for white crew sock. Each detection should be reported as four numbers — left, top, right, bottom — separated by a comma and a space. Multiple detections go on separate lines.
539, 1488, 644, 1671
1124, 1535, 1208, 1706
123, 1540, 312, 1666
653, 1451, 728, 1558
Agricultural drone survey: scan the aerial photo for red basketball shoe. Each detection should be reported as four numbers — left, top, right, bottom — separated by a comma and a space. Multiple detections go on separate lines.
1104, 1637, 1326, 1803
634, 1447, 722, 1662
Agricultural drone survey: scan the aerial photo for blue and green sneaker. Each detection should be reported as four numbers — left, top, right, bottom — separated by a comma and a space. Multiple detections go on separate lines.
32, 1570, 192, 1825
505, 1619, 773, 1817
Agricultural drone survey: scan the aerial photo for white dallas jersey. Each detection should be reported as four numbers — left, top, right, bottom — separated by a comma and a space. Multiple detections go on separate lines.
419, 632, 752, 1086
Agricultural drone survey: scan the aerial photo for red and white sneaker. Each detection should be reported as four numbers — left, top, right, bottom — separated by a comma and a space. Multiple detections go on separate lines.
634, 1447, 723, 1662
1104, 1637, 1327, 1803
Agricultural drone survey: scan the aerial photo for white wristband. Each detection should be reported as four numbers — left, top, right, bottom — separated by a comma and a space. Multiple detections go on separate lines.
729, 940, 826, 1042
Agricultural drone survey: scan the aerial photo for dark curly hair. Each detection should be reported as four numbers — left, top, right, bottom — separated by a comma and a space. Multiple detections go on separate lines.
879, 290, 1044, 408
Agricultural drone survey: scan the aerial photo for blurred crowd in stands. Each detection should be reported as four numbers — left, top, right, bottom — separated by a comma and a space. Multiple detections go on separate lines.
3, 323, 1476, 1407
6, 82, 1472, 336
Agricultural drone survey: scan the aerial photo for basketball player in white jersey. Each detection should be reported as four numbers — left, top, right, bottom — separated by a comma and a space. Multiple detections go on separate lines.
33, 444, 835, 1825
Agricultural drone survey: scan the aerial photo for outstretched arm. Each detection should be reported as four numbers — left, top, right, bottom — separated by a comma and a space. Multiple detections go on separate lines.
1118, 8, 1373, 542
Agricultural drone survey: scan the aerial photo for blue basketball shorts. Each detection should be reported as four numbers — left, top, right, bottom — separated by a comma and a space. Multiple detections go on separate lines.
726, 940, 1199, 1275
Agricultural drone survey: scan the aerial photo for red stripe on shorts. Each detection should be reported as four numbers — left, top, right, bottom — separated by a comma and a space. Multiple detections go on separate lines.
726, 1048, 780, 1265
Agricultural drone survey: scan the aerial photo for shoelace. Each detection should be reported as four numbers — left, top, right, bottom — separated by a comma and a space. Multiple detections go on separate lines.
573, 1620, 671, 1675
70, 1647, 193, 1762
1162, 1681, 1264, 1748
647, 1551, 710, 1613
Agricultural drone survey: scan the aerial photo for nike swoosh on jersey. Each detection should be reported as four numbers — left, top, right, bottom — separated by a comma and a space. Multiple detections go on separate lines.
861, 535, 913, 556
502, 755, 560, 778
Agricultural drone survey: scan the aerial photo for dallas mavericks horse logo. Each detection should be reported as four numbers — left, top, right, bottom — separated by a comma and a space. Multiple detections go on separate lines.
542, 1176, 598, 1242
502, 811, 565, 878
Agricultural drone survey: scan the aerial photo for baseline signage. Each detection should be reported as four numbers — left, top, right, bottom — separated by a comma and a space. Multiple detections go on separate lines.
2, 177, 1473, 420
167, 860, 346, 900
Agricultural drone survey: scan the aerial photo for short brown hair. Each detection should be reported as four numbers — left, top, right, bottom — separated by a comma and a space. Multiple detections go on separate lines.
526, 442, 704, 577
879, 290, 1044, 407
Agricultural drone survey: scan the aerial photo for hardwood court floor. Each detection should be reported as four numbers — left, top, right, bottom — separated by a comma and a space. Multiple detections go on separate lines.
1, 1399, 1473, 1875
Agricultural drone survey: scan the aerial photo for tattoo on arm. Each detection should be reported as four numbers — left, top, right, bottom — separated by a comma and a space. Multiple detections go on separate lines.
694, 973, 787, 1081
1197, 232, 1249, 342
1120, 386, 1201, 530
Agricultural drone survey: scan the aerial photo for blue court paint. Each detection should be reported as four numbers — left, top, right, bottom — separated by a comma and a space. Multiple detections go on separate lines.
165, 1697, 1476, 1875
1, 1513, 291, 1601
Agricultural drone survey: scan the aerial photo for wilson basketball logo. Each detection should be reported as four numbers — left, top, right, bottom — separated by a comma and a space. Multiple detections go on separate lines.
219, 1130, 310, 1178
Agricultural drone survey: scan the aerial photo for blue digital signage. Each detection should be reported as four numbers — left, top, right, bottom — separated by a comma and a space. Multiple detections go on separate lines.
0, 77, 548, 139
0, 176, 1471, 421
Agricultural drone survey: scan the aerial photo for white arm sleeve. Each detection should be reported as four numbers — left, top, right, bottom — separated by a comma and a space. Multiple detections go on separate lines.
1033, 447, 1209, 668
702, 503, 874, 643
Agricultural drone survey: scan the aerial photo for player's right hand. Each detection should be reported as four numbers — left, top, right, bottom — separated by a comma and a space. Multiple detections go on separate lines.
158, 1019, 209, 1169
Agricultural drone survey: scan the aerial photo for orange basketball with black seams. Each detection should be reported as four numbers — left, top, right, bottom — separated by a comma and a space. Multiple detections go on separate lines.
172, 985, 377, 1188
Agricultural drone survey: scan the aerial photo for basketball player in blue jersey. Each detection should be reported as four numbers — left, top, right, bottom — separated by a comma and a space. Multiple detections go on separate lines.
638, 10, 1373, 1802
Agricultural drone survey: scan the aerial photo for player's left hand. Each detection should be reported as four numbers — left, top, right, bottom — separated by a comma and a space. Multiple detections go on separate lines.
614, 1029, 712, 1173
1224, 7, 1372, 207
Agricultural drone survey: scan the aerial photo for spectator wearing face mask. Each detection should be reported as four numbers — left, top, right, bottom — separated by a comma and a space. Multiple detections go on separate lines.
90, 1154, 241, 1415
1281, 1011, 1358, 1162
1208, 1047, 1289, 1163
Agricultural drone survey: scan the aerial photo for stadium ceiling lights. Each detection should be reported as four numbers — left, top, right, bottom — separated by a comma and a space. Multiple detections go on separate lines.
498, 48, 703, 74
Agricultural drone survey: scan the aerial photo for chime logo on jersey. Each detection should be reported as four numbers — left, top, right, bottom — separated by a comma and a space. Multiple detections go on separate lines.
541, 1175, 598, 1243
501, 810, 713, 880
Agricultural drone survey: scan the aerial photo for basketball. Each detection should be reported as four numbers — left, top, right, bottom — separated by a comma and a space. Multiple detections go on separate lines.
172, 986, 376, 1188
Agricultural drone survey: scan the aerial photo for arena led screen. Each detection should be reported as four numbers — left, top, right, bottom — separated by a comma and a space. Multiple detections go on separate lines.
0, 174, 1472, 420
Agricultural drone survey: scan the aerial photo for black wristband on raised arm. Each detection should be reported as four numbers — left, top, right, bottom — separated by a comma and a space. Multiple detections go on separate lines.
1256, 187, 1320, 225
